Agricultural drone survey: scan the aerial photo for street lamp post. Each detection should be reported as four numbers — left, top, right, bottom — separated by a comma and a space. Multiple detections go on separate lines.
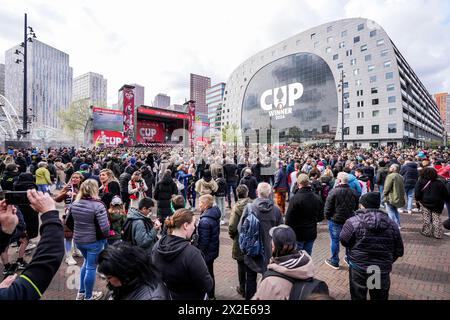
14, 13, 36, 140
338, 69, 346, 148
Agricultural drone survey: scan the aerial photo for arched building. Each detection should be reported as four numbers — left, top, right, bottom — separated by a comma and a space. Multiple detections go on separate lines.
223, 18, 443, 148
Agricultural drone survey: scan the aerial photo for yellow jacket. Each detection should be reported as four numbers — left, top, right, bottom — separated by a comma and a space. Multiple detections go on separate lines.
35, 167, 52, 185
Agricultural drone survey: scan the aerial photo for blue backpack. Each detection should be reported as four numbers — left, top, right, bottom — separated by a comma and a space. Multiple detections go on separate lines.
239, 204, 264, 257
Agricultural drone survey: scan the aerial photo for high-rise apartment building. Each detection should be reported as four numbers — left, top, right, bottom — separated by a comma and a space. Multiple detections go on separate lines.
130, 83, 145, 106
5, 39, 73, 128
206, 82, 225, 132
154, 93, 170, 108
0, 63, 5, 97
434, 92, 450, 134
190, 73, 211, 117
72, 72, 107, 107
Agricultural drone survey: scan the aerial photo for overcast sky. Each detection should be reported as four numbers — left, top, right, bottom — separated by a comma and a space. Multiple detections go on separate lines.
1, 0, 449, 106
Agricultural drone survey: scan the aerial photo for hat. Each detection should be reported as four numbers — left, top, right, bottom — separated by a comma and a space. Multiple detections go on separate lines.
359, 192, 381, 209
269, 224, 297, 252
111, 196, 123, 206
80, 163, 89, 170
130, 157, 137, 166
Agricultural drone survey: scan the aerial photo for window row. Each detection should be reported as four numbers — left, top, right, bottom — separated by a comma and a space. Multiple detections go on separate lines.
344, 124, 397, 135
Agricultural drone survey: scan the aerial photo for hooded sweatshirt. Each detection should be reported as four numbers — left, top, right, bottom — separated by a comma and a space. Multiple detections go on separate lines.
195, 176, 218, 196
151, 235, 213, 300
127, 208, 158, 252
239, 197, 283, 273
252, 251, 315, 300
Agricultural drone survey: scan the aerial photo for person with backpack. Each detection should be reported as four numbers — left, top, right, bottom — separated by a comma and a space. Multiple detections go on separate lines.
228, 185, 252, 298
214, 172, 227, 225
151, 208, 213, 300
285, 174, 323, 256
238, 182, 282, 300
340, 192, 404, 300
252, 225, 329, 300
197, 195, 221, 300
98, 242, 170, 300
123, 198, 161, 253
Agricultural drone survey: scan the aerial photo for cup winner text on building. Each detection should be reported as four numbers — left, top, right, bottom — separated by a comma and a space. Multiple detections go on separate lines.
260, 82, 304, 120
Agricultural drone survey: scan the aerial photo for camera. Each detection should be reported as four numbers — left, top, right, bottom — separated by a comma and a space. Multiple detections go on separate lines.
0, 190, 30, 205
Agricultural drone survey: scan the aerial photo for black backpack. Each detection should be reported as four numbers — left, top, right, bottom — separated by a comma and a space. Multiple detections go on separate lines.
121, 217, 153, 245
262, 270, 329, 300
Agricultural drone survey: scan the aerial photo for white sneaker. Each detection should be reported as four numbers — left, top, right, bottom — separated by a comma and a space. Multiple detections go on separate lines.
65, 256, 77, 266
408, 210, 412, 215
444, 232, 450, 237
220, 220, 226, 226
85, 291, 104, 300
398, 208, 404, 213
76, 292, 85, 300
412, 208, 420, 212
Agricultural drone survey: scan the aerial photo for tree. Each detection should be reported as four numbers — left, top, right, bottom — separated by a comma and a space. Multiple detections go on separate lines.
57, 98, 92, 145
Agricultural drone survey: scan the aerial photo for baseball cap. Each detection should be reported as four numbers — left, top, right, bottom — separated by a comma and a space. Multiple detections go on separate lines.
111, 196, 123, 206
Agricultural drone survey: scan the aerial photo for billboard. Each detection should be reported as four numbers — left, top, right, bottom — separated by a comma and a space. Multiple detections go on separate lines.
93, 130, 124, 147
136, 120, 166, 143
92, 108, 124, 132
241, 53, 338, 141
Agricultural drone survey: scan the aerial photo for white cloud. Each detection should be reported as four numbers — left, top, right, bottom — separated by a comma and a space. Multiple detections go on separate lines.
0, 0, 449, 106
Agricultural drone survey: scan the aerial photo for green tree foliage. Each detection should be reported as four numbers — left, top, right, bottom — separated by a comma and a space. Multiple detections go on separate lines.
57, 98, 92, 143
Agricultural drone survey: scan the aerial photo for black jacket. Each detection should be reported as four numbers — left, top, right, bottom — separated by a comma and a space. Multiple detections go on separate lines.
151, 235, 213, 300
214, 178, 227, 197
198, 206, 221, 264
285, 187, 323, 241
15, 157, 27, 173
119, 169, 133, 194
1, 171, 19, 191
223, 163, 239, 183
251, 163, 263, 183
400, 162, 419, 190
239, 175, 258, 200
340, 209, 404, 273
154, 175, 178, 217
120, 282, 171, 300
0, 210, 64, 300
324, 184, 359, 225
100, 181, 121, 209
141, 166, 155, 197
415, 178, 449, 213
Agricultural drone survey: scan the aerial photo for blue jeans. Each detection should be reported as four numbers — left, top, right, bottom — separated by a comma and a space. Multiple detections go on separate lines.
328, 220, 343, 265
76, 239, 106, 299
405, 187, 415, 211
226, 182, 238, 206
297, 240, 315, 256
215, 197, 226, 220
37, 184, 50, 194
378, 185, 384, 205
386, 203, 401, 227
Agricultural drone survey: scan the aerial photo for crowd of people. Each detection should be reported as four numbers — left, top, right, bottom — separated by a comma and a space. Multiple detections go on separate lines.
0, 143, 449, 300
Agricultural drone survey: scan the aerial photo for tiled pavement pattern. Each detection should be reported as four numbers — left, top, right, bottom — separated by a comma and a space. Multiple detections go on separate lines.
2, 202, 449, 300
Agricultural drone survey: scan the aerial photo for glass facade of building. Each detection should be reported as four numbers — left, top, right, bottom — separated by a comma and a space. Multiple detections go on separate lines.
241, 53, 338, 142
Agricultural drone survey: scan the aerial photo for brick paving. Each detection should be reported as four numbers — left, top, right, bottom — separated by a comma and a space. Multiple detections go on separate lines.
2, 202, 449, 300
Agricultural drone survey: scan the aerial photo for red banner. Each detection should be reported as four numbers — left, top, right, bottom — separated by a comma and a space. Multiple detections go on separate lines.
122, 87, 135, 146
137, 107, 189, 120
136, 120, 166, 143
93, 130, 124, 147
187, 101, 196, 146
